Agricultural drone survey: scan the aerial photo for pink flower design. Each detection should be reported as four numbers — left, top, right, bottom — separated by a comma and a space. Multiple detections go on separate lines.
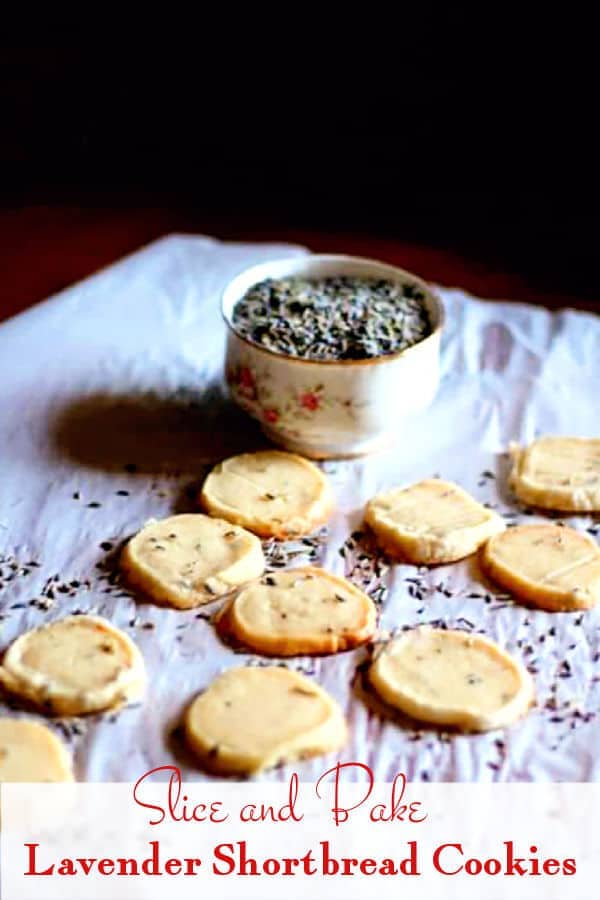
263, 408, 279, 423
237, 366, 256, 399
238, 366, 255, 388
300, 391, 321, 411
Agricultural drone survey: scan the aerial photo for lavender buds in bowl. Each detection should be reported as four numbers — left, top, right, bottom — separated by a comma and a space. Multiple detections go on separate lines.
222, 255, 444, 459
231, 275, 432, 361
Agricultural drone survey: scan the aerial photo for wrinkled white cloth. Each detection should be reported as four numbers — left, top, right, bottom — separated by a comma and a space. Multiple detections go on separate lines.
1, 235, 599, 782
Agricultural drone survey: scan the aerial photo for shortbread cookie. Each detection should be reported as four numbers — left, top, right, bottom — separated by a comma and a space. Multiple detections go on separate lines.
184, 666, 347, 774
509, 436, 600, 512
0, 615, 146, 716
121, 513, 264, 608
369, 627, 534, 732
216, 566, 376, 656
365, 478, 505, 564
0, 718, 73, 782
481, 524, 600, 611
199, 450, 332, 538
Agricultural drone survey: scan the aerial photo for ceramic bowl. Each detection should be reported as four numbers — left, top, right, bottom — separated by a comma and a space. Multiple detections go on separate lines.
222, 254, 444, 458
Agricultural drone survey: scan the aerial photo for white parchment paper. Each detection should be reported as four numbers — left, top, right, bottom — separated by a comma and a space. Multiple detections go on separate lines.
1, 235, 599, 782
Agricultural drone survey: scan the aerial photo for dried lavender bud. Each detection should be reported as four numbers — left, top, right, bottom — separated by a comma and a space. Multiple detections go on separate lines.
232, 276, 431, 360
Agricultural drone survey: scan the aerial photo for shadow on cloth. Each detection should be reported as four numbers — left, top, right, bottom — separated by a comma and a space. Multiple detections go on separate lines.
51, 383, 268, 474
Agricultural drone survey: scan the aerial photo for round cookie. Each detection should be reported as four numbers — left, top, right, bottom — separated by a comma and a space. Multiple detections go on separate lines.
0, 718, 73, 782
509, 436, 600, 512
481, 524, 600, 612
365, 478, 505, 564
369, 627, 534, 732
121, 513, 265, 608
184, 666, 347, 774
199, 450, 333, 538
216, 566, 377, 656
0, 615, 146, 716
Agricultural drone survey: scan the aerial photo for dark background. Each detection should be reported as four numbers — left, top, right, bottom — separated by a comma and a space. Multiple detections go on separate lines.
1, 26, 598, 319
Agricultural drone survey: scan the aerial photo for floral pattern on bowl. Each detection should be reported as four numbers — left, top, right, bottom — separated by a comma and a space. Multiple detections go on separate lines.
226, 358, 367, 441
221, 255, 444, 459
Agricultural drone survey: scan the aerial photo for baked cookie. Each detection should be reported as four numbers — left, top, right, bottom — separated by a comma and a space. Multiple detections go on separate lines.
215, 566, 376, 656
509, 436, 600, 512
184, 666, 346, 774
121, 513, 264, 608
369, 627, 534, 732
365, 478, 505, 564
0, 718, 73, 782
199, 450, 332, 538
0, 615, 146, 716
481, 524, 600, 611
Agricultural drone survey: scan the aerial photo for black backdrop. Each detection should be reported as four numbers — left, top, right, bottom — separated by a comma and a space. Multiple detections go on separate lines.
1, 25, 598, 306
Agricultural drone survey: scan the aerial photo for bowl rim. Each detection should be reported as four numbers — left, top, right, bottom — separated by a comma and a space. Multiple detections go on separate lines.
221, 253, 445, 368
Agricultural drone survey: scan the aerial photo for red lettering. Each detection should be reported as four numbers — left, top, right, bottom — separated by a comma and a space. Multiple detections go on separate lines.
543, 858, 560, 875
370, 773, 407, 822
240, 773, 303, 823
484, 858, 502, 875
116, 858, 139, 875
213, 844, 236, 876
183, 857, 202, 875
24, 844, 54, 876
141, 841, 161, 875
165, 858, 182, 875
504, 841, 527, 876
409, 801, 427, 823
316, 761, 374, 826
133, 766, 228, 825
433, 843, 463, 875
321, 841, 338, 875
133, 766, 174, 825
465, 858, 482, 875
285, 773, 303, 821
78, 859, 96, 876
